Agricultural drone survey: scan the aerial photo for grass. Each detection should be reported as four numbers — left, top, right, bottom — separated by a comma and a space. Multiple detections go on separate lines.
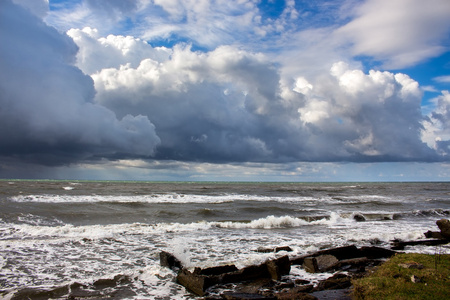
351, 252, 450, 300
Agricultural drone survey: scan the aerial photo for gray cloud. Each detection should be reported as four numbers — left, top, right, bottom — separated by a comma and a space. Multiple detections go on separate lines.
1, 0, 449, 176
82, 32, 442, 163
0, 0, 160, 166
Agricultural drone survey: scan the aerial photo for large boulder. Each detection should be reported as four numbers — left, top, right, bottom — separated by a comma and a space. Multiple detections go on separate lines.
291, 245, 360, 265
436, 219, 450, 239
424, 230, 444, 239
196, 264, 238, 276
176, 268, 220, 296
266, 255, 291, 280
314, 273, 352, 291
359, 246, 396, 259
160, 251, 183, 271
302, 255, 338, 273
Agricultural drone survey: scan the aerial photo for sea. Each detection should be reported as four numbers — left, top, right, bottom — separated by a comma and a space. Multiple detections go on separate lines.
0, 180, 449, 299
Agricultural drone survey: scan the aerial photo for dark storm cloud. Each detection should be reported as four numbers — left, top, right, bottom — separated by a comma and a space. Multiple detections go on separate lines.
0, 0, 160, 166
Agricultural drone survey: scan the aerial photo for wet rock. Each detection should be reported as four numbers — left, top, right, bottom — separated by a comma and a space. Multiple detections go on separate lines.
68, 282, 103, 298
303, 255, 338, 273
391, 239, 449, 250
359, 246, 396, 258
436, 219, 450, 238
197, 264, 238, 276
160, 250, 183, 271
353, 213, 366, 222
275, 246, 293, 253
93, 278, 117, 288
294, 279, 311, 285
176, 268, 219, 296
424, 230, 444, 239
310, 288, 351, 300
302, 257, 319, 273
316, 245, 361, 260
315, 273, 351, 291
266, 255, 291, 280
222, 263, 270, 284
275, 288, 317, 300
281, 284, 314, 294
235, 278, 275, 294
256, 246, 293, 253
333, 257, 368, 271
291, 245, 360, 265
222, 292, 276, 300
10, 286, 69, 300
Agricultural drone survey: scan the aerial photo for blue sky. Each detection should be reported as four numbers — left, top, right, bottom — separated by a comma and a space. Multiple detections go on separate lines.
1, 0, 450, 181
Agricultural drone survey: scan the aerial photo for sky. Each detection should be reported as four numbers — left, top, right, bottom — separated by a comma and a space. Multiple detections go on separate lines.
1, 0, 450, 182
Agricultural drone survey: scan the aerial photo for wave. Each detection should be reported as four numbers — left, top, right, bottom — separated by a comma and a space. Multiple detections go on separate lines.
7, 193, 394, 205
0, 214, 350, 240
2, 209, 448, 241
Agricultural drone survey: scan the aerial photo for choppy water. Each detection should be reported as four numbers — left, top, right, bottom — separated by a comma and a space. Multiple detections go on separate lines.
1, 180, 449, 299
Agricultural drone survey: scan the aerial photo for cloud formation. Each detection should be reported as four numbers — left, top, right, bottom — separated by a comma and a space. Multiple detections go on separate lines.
1, 0, 450, 179
67, 27, 440, 163
0, 0, 160, 166
337, 0, 450, 68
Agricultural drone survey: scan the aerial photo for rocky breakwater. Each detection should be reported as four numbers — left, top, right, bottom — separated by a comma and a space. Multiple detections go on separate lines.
160, 245, 397, 299
161, 219, 450, 299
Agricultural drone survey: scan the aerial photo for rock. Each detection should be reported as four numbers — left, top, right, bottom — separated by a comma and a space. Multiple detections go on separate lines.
68, 282, 103, 298
359, 246, 396, 258
235, 278, 275, 294
197, 264, 238, 276
424, 230, 444, 239
266, 255, 291, 280
391, 239, 449, 250
353, 213, 366, 222
275, 288, 317, 300
275, 246, 293, 253
222, 263, 270, 284
176, 268, 219, 296
221, 292, 276, 299
255, 246, 293, 253
302, 257, 319, 273
398, 263, 424, 269
291, 245, 360, 265
315, 273, 351, 291
294, 279, 311, 285
256, 247, 276, 253
334, 257, 368, 270
317, 255, 339, 271
303, 255, 338, 273
315, 245, 361, 260
310, 289, 352, 300
160, 251, 183, 271
436, 219, 450, 238
10, 286, 69, 300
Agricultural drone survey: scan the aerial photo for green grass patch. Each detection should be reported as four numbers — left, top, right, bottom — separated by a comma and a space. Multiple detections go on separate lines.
351, 252, 450, 300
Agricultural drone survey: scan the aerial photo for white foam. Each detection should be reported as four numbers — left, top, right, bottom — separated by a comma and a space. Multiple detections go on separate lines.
7, 193, 336, 205
214, 215, 311, 229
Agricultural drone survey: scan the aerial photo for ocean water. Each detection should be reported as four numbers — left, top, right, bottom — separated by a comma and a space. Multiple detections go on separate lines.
0, 180, 449, 299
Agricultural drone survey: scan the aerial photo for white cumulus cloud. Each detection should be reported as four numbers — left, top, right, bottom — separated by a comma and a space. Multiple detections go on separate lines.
336, 0, 450, 68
